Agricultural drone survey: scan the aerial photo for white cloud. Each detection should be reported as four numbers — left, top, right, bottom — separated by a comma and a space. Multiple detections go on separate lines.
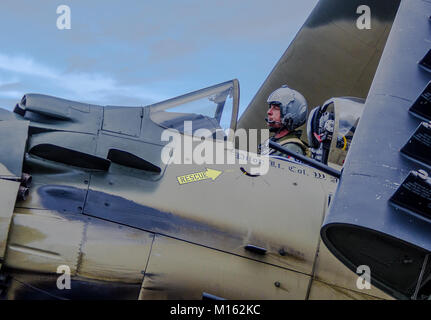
0, 76, 23, 100
0, 90, 23, 99
0, 52, 166, 104
0, 54, 57, 78
0, 75, 19, 87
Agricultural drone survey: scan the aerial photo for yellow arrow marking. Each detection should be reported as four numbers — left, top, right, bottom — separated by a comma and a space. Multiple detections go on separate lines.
177, 168, 222, 185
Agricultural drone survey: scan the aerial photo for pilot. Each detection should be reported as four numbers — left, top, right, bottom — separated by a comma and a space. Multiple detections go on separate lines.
259, 85, 310, 157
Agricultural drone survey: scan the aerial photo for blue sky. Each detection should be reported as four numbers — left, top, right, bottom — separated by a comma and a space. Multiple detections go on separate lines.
0, 0, 317, 117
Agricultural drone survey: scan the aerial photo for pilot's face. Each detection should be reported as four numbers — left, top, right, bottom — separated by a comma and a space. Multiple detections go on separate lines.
267, 104, 282, 128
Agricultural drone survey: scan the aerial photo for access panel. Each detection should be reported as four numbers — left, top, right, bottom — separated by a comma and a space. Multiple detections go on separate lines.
139, 235, 310, 300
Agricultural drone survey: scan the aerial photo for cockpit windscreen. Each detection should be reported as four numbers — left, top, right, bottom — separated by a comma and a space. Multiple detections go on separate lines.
148, 80, 237, 139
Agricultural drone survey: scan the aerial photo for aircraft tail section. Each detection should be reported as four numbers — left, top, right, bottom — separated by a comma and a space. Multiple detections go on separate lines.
238, 0, 401, 132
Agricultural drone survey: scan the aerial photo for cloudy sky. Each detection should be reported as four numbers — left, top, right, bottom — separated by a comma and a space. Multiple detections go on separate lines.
0, 0, 317, 116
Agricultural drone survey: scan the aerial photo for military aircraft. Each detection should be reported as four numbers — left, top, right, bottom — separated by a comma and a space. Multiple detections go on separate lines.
0, 0, 421, 300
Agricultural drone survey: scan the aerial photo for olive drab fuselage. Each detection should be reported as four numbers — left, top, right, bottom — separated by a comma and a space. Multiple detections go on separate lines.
0, 88, 390, 300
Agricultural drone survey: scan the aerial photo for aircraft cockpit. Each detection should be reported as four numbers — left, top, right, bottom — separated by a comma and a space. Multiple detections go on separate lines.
148, 80, 239, 140
307, 97, 365, 169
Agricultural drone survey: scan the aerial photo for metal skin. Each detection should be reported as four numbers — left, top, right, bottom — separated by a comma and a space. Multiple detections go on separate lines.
0, 0, 403, 300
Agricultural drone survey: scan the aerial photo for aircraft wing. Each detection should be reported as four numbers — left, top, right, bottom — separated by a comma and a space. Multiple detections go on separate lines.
238, 0, 401, 133
321, 0, 431, 300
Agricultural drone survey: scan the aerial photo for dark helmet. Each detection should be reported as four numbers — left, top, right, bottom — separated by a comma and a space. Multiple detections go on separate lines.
266, 85, 308, 131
